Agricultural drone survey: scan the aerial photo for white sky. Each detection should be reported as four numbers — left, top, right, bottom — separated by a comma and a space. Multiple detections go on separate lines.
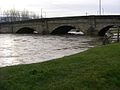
0, 0, 120, 17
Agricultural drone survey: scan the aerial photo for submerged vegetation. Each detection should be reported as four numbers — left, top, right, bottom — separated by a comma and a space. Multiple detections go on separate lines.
0, 43, 120, 90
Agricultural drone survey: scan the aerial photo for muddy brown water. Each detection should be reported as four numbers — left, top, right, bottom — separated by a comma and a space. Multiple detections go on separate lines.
0, 34, 101, 67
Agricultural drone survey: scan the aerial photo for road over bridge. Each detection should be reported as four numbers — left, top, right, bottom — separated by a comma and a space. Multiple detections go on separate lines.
0, 15, 120, 36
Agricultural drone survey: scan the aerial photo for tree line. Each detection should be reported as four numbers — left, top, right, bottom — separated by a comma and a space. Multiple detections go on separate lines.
0, 9, 40, 22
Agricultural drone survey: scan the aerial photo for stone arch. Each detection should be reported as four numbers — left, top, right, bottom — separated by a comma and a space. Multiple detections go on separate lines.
98, 25, 115, 36
16, 27, 36, 34
51, 25, 76, 35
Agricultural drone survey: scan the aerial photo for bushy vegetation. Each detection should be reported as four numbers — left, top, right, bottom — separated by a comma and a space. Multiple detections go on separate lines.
0, 43, 120, 90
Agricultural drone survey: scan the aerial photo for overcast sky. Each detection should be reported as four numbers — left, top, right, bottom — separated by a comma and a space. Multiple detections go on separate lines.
0, 0, 120, 17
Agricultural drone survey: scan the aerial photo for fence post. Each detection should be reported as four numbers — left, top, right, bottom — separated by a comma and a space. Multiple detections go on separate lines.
117, 26, 120, 42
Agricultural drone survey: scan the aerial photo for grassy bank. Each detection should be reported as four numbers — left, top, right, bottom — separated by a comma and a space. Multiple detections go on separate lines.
1, 43, 120, 90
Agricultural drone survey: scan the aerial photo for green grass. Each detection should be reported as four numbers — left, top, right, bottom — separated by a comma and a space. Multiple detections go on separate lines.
1, 43, 120, 90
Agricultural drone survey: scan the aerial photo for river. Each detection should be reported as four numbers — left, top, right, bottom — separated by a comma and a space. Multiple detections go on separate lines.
0, 34, 100, 67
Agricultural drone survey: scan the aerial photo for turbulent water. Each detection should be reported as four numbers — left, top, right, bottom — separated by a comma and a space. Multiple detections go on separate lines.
0, 34, 100, 67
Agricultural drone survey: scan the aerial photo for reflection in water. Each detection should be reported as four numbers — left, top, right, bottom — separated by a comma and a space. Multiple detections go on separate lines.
0, 34, 99, 67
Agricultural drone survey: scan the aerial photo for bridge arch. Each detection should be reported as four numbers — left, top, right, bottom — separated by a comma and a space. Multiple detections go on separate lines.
98, 25, 115, 36
51, 25, 76, 35
16, 27, 36, 34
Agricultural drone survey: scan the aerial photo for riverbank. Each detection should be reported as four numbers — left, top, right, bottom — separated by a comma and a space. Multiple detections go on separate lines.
0, 43, 120, 90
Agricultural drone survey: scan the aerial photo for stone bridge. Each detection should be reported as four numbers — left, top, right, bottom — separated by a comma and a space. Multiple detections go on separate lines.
0, 15, 120, 36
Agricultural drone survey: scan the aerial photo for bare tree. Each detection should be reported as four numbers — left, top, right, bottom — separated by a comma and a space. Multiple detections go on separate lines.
21, 9, 30, 20
2, 9, 40, 22
9, 9, 20, 21
31, 12, 39, 19
3, 10, 10, 22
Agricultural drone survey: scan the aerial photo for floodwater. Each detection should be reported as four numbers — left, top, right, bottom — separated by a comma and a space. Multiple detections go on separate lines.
0, 34, 100, 67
